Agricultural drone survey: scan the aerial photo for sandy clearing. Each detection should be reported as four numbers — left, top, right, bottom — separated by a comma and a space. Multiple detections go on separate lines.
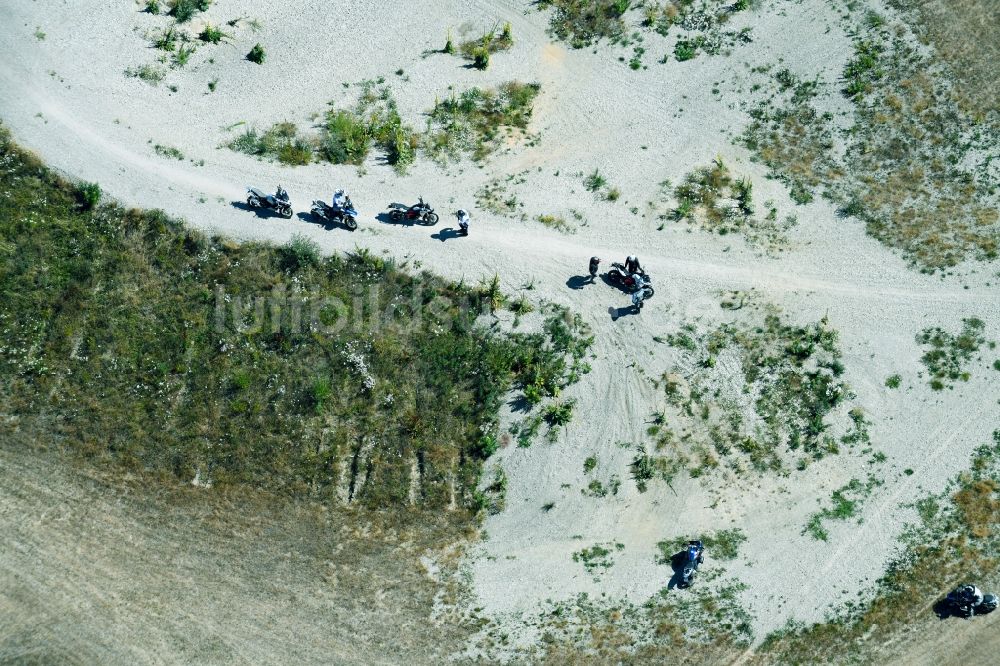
2, 0, 999, 657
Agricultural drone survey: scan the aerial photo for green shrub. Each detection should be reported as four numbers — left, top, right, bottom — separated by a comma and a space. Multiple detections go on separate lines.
77, 182, 101, 209
281, 234, 320, 272
884, 374, 901, 389
583, 169, 606, 192
320, 110, 370, 164
144, 0, 161, 14
247, 43, 266, 64
169, 0, 210, 23
172, 43, 195, 68
154, 26, 178, 51
199, 24, 228, 44
544, 400, 575, 427
472, 47, 490, 70
471, 436, 499, 460
674, 39, 697, 61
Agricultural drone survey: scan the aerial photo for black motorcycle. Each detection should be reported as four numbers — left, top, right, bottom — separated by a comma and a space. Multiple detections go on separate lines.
247, 185, 292, 219
943, 584, 998, 618
311, 198, 358, 231
677, 540, 704, 589
607, 262, 655, 298
387, 197, 439, 225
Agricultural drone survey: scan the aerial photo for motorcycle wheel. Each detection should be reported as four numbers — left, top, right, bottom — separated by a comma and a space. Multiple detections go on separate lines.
390, 210, 402, 221
247, 196, 258, 208
281, 207, 292, 219
644, 286, 655, 299
424, 212, 439, 225
345, 216, 358, 231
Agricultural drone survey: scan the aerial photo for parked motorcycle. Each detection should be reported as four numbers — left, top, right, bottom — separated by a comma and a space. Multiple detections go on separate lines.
311, 197, 358, 231
606, 262, 653, 294
247, 185, 292, 219
944, 584, 998, 618
387, 197, 439, 225
677, 540, 704, 589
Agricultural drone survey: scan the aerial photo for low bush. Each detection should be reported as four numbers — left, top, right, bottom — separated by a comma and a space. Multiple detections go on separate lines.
537, 0, 631, 48
169, 0, 210, 23
77, 182, 101, 209
228, 122, 312, 166
199, 24, 229, 44
246, 43, 266, 64
458, 21, 514, 69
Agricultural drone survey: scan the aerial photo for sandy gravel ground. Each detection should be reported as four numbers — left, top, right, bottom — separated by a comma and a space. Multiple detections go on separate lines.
1, 0, 998, 658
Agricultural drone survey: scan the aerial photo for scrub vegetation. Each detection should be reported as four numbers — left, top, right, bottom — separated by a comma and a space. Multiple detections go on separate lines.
742, 14, 1000, 270
0, 125, 589, 514
663, 158, 795, 250
228, 79, 539, 169
647, 296, 869, 479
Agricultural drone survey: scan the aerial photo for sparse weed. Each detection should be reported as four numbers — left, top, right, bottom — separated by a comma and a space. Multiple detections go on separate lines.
125, 63, 166, 85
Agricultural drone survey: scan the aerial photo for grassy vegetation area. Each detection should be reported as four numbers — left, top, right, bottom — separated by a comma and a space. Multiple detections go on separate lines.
756, 430, 1000, 664
229, 79, 539, 169
537, 0, 754, 67
530, 576, 754, 661
657, 528, 747, 562
647, 298, 867, 478
503, 429, 1000, 662
228, 121, 313, 166
228, 81, 417, 170
889, 0, 1000, 116
803, 475, 882, 541
916, 318, 991, 390
743, 16, 1000, 271
426, 81, 541, 162
663, 158, 795, 250
0, 124, 588, 514
573, 541, 624, 575
536, 0, 633, 48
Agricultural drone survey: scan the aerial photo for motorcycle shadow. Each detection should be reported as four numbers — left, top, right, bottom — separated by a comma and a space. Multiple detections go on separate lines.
566, 275, 594, 290
600, 272, 631, 294
376, 211, 426, 227
230, 200, 283, 219
431, 227, 463, 242
295, 211, 335, 230
933, 598, 966, 620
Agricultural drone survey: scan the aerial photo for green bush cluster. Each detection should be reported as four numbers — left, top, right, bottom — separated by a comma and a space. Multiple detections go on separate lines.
168, 0, 210, 23
426, 81, 541, 162
229, 121, 312, 166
